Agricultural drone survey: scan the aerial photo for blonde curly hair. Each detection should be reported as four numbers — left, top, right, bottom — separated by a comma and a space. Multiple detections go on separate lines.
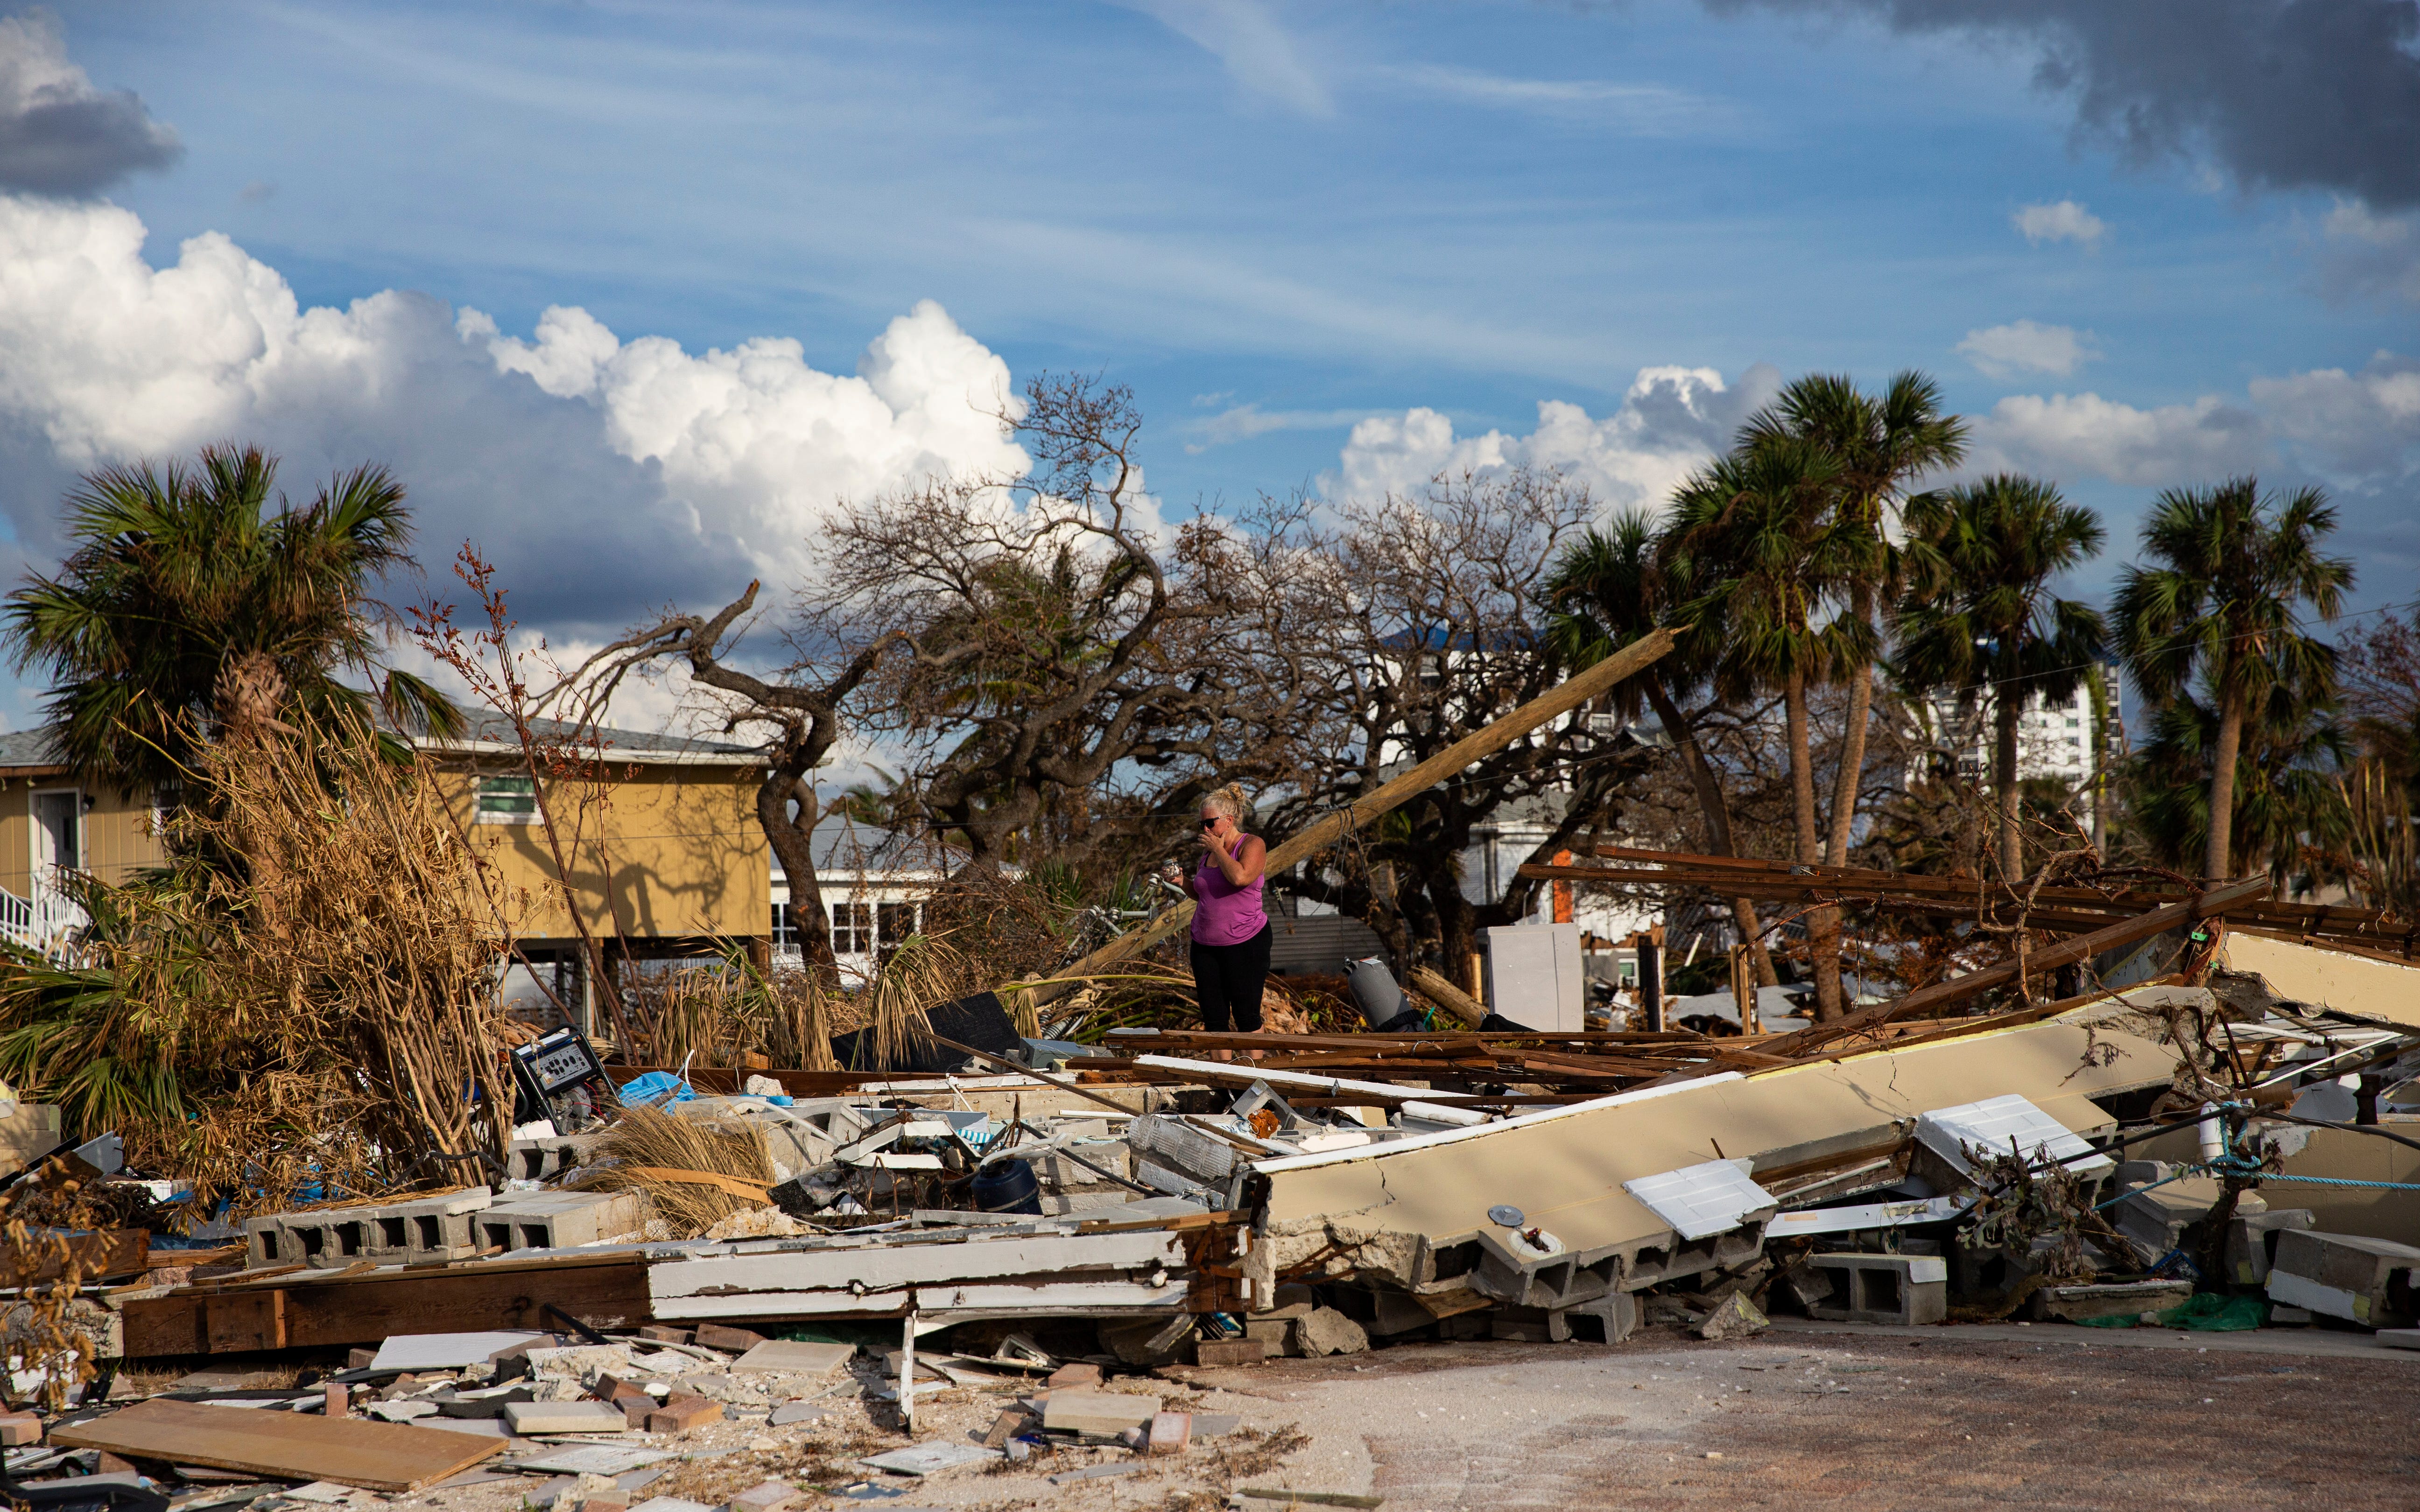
1201, 783, 1252, 824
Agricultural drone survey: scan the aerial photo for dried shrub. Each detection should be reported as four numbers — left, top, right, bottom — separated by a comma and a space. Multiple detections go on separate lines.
0, 712, 517, 1218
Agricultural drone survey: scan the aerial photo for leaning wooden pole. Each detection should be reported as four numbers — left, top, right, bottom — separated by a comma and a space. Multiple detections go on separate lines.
1016, 628, 1682, 1012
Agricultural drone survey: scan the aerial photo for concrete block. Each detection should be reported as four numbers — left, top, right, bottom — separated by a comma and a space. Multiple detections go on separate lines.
1490, 1305, 1570, 1343
2111, 1180, 2264, 1264
646, 1394, 723, 1435
2265, 1229, 2420, 1327
251, 1188, 495, 1267
2225, 1208, 2317, 1287
1193, 1337, 1272, 1366
1564, 1290, 1638, 1344
639, 1326, 692, 1344
1045, 1362, 1102, 1389
476, 1190, 643, 1252
1803, 1253, 1949, 1327
1258, 1282, 1315, 1320
0, 1414, 40, 1445
506, 1134, 606, 1183
504, 1400, 629, 1434
1242, 1318, 1298, 1355
1042, 1391, 1156, 1435
1294, 1307, 1369, 1357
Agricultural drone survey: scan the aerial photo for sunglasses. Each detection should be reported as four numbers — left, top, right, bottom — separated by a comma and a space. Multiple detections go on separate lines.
1199, 816, 1221, 828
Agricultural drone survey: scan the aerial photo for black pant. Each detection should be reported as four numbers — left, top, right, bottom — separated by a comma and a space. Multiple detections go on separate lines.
1190, 922, 1273, 1033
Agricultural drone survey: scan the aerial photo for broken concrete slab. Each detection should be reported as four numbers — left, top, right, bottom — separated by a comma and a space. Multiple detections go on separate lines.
1295, 1307, 1370, 1357
503, 1400, 628, 1435
2030, 1280, 2194, 1323
2265, 1229, 2420, 1327
370, 1332, 549, 1372
1041, 1391, 1158, 1435
728, 1340, 852, 1378
1694, 1292, 1768, 1340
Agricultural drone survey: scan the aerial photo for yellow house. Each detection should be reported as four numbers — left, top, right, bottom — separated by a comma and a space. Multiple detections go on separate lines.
0, 722, 774, 1002
0, 730, 168, 953
418, 716, 772, 1022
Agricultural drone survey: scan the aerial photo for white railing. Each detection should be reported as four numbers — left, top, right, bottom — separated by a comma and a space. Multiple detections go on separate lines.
0, 880, 89, 966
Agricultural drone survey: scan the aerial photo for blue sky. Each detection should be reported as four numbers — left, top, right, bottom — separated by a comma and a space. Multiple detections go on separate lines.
0, 0, 2415, 728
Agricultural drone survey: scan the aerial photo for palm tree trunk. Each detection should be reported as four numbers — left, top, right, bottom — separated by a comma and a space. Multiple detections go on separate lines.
2206, 688, 2245, 881
1824, 591, 1875, 867
1644, 677, 1779, 988
1995, 680, 2024, 882
1787, 667, 1844, 1020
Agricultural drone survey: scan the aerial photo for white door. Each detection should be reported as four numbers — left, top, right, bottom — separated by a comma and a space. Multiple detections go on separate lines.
32, 791, 79, 881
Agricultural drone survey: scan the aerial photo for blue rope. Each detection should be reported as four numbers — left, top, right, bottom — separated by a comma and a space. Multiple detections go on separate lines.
2091, 1105, 2420, 1204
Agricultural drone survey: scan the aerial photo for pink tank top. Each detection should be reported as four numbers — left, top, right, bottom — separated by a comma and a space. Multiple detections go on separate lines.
1191, 834, 1268, 946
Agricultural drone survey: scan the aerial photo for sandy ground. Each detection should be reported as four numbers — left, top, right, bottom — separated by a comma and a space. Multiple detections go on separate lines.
359, 1320, 2420, 1512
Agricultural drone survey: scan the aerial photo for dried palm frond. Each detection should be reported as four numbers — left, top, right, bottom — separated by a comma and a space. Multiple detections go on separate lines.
867, 933, 969, 1069
581, 1104, 775, 1237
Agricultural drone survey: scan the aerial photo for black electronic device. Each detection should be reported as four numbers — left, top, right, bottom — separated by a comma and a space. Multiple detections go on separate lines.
509, 1025, 615, 1130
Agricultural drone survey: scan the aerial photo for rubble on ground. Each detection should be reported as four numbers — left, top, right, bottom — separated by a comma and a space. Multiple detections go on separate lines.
9, 868, 2420, 1508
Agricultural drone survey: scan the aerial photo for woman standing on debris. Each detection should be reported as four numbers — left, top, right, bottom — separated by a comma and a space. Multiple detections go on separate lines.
1180, 784, 1269, 1057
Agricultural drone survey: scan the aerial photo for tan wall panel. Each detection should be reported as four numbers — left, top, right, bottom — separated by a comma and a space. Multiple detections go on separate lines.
1257, 1017, 2172, 1259
437, 763, 767, 942
2220, 932, 2420, 1029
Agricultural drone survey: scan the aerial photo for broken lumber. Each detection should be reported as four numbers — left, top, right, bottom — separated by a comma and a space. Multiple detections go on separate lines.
1755, 875, 2271, 1061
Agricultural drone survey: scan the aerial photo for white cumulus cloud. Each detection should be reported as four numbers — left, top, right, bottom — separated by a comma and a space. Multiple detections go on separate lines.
2012, 199, 2106, 248
1966, 391, 2266, 487
1329, 363, 1783, 513
2249, 351, 2420, 482
0, 193, 1029, 673
1957, 319, 2099, 378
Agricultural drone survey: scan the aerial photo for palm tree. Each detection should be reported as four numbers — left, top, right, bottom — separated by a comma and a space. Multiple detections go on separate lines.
1662, 435, 1864, 1017
1741, 372, 1967, 868
3, 445, 456, 794
2111, 478, 2353, 880
1545, 511, 1778, 987
1894, 476, 2107, 881
2128, 664, 2350, 884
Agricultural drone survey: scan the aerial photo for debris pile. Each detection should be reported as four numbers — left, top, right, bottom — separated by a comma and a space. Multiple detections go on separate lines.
7, 855, 2420, 1506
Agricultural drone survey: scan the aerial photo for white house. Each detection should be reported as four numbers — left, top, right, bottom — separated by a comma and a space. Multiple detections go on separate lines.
770, 819, 952, 985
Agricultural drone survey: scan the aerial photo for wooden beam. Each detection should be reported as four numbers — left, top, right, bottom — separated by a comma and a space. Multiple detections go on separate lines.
1022, 630, 1681, 1008
122, 1254, 653, 1358
1756, 875, 2270, 1061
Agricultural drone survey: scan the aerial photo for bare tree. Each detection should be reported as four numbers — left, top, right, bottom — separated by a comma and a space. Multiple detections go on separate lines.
817, 373, 1313, 880
1268, 468, 1635, 971
561, 581, 887, 970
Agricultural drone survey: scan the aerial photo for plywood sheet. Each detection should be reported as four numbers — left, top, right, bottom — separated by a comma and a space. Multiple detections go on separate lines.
52, 1399, 501, 1491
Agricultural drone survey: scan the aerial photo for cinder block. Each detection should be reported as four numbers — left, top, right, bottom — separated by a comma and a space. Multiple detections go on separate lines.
2265, 1229, 2420, 1327
0, 1414, 41, 1445
1490, 1306, 1569, 1344
2112, 1180, 2265, 1264
475, 1190, 642, 1253
506, 1134, 606, 1183
646, 1394, 724, 1434
1563, 1290, 1638, 1344
2225, 1208, 2316, 1287
247, 1188, 493, 1267
1803, 1253, 1949, 1326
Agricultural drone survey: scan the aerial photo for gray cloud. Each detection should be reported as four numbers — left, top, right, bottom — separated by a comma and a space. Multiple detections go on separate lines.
0, 10, 181, 196
1709, 0, 2420, 209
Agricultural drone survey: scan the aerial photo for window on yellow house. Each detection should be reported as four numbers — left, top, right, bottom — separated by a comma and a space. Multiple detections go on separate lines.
476, 775, 538, 823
